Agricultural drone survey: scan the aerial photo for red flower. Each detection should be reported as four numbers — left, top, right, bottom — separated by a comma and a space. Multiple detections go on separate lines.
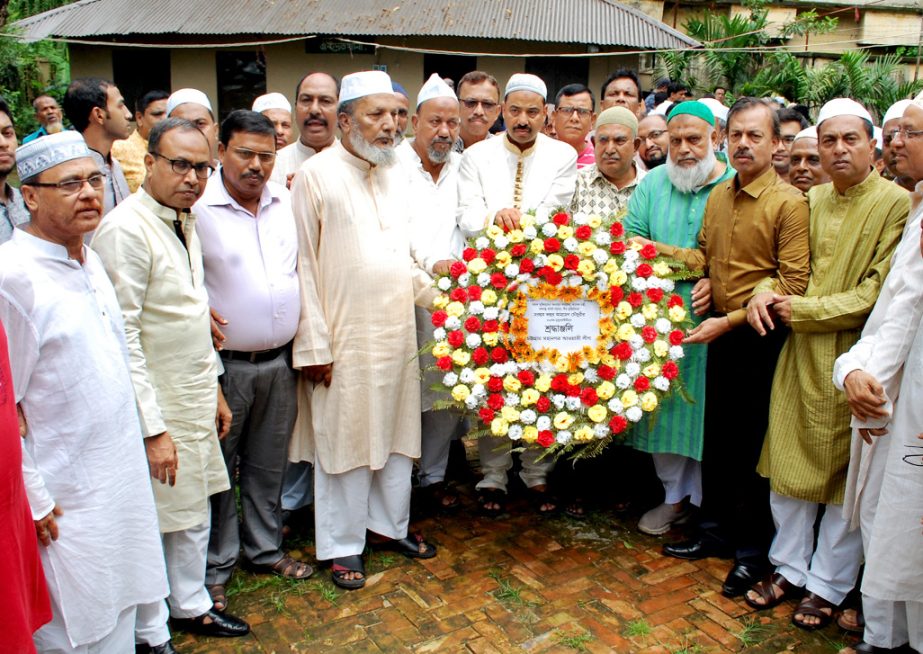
490, 347, 508, 363
609, 415, 628, 434
467, 285, 483, 301
552, 212, 569, 226
640, 243, 658, 260
480, 248, 496, 264
551, 374, 569, 391
537, 265, 552, 280
473, 347, 490, 365
462, 247, 477, 262
610, 241, 626, 255
610, 222, 625, 237
447, 330, 464, 348
628, 292, 643, 308
431, 310, 447, 327
634, 376, 650, 392
667, 294, 684, 308
450, 287, 467, 302
580, 387, 599, 406
487, 376, 504, 392
536, 396, 551, 413
662, 361, 679, 380
482, 320, 499, 333
564, 254, 580, 270
517, 370, 535, 386
636, 263, 653, 278
575, 225, 592, 240
490, 272, 507, 289
519, 258, 535, 273
669, 330, 685, 346
597, 364, 616, 380
464, 316, 481, 333
537, 430, 555, 447
449, 261, 467, 278
613, 342, 633, 360
646, 288, 664, 303
641, 326, 657, 343
545, 270, 563, 286
610, 287, 624, 304
487, 394, 504, 411
436, 356, 453, 371
510, 243, 527, 258
478, 408, 495, 423
565, 384, 581, 398
544, 237, 561, 253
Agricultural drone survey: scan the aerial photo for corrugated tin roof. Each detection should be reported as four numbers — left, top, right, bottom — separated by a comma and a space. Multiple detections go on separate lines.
14, 0, 700, 49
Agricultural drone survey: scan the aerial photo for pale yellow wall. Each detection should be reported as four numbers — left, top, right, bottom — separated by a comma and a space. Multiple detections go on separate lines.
68, 44, 113, 80
589, 54, 642, 101
170, 49, 219, 113
861, 11, 922, 47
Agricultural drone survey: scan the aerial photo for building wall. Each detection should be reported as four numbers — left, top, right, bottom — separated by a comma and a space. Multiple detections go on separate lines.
69, 43, 113, 80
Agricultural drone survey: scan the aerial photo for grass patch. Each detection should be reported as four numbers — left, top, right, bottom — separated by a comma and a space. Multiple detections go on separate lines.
733, 617, 772, 648
624, 619, 652, 638
556, 629, 593, 651
488, 569, 536, 608
309, 579, 340, 605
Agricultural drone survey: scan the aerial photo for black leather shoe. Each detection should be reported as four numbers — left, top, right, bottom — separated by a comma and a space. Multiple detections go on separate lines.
662, 538, 732, 561
721, 562, 765, 598
135, 641, 178, 654
172, 608, 250, 638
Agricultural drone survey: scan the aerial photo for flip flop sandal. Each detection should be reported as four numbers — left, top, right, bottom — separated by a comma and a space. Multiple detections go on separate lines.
529, 487, 559, 515
267, 555, 314, 580
792, 592, 837, 631
565, 498, 588, 519
331, 554, 366, 590
477, 488, 506, 516
371, 533, 437, 559
206, 584, 227, 612
744, 572, 803, 610
836, 607, 865, 634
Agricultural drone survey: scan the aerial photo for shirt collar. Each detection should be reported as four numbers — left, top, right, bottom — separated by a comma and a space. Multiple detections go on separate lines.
735, 165, 778, 198
503, 133, 537, 158
136, 186, 190, 225
11, 224, 84, 265
838, 167, 880, 198
588, 163, 645, 190
200, 167, 279, 214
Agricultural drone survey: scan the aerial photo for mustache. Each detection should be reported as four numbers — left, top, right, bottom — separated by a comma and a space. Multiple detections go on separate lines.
733, 148, 753, 158
303, 113, 328, 127
241, 171, 264, 181
431, 136, 453, 145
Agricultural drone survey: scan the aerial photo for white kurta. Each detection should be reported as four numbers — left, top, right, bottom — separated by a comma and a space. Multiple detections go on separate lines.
456, 132, 577, 237
290, 140, 434, 474
0, 229, 167, 648
91, 189, 229, 533
270, 139, 323, 186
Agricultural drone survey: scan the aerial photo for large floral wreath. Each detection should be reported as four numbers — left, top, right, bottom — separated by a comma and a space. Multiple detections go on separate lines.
429, 209, 690, 458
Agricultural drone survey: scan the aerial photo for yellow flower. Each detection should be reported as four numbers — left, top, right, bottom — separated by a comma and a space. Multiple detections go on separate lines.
554, 356, 571, 372
432, 341, 450, 357
530, 238, 545, 254
653, 262, 671, 277
578, 241, 597, 257
451, 350, 471, 366
653, 340, 669, 358
587, 214, 602, 228
500, 406, 520, 423
451, 384, 471, 401
496, 251, 512, 267
486, 224, 504, 240
587, 404, 607, 423
507, 229, 525, 243
596, 381, 616, 400
641, 392, 658, 412
490, 418, 509, 436
603, 259, 620, 274
577, 260, 596, 278
467, 258, 487, 275
601, 354, 617, 367
535, 375, 552, 392
483, 332, 500, 347
615, 301, 633, 320
669, 305, 687, 322
481, 289, 497, 305
642, 303, 659, 320
574, 426, 595, 442
503, 375, 522, 393
568, 372, 584, 385
643, 363, 661, 378
523, 426, 538, 443
446, 301, 465, 317
621, 390, 638, 408
521, 388, 540, 406
585, 348, 601, 364
432, 295, 449, 309
617, 324, 636, 341
612, 270, 629, 286
557, 225, 574, 240
547, 254, 564, 271
474, 368, 492, 384
553, 412, 575, 429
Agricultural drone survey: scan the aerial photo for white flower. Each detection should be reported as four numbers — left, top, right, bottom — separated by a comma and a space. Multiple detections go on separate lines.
563, 237, 579, 252
499, 310, 510, 322
490, 364, 506, 377
583, 368, 599, 383
631, 277, 648, 291
504, 362, 519, 376
468, 301, 485, 315
656, 318, 672, 334
573, 211, 588, 225
534, 254, 548, 267
523, 225, 538, 240
534, 208, 550, 225
437, 277, 452, 291
482, 307, 499, 321
471, 383, 486, 397
459, 368, 475, 384
556, 430, 573, 444
630, 313, 647, 328
504, 264, 519, 278
653, 376, 670, 391
508, 424, 523, 440
477, 272, 491, 287
565, 396, 581, 411
629, 335, 645, 350
465, 394, 479, 410
622, 260, 637, 274
624, 250, 639, 262
669, 345, 685, 360
537, 415, 552, 430
608, 398, 624, 414
539, 360, 556, 375
633, 348, 651, 363
465, 333, 482, 348
433, 327, 446, 341
505, 392, 520, 406
475, 237, 490, 250
568, 275, 583, 287
594, 424, 610, 439
520, 409, 537, 424
541, 222, 558, 237
495, 235, 510, 249
457, 273, 470, 287
615, 373, 632, 389
626, 406, 643, 422
625, 362, 642, 377
646, 277, 663, 290
552, 394, 566, 409
661, 279, 675, 292
445, 316, 461, 330
593, 249, 610, 265
442, 372, 459, 386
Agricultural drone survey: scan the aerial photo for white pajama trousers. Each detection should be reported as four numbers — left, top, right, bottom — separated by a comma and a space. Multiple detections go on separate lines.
135, 518, 213, 647
768, 492, 863, 605
314, 453, 413, 561
476, 439, 553, 492
34, 602, 136, 653
651, 453, 702, 506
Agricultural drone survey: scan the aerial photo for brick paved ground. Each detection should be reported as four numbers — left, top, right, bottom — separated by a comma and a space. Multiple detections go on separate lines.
174, 449, 860, 654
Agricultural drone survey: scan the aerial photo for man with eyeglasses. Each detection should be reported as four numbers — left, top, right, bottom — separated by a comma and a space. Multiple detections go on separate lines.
552, 83, 596, 169
454, 71, 502, 152
1, 130, 168, 653
879, 100, 916, 191
636, 114, 669, 171
772, 108, 809, 182
93, 118, 250, 647
194, 110, 310, 609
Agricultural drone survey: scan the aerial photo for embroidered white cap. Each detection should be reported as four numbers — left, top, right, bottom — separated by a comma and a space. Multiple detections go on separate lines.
416, 73, 457, 108
816, 98, 873, 128
252, 92, 291, 114
792, 126, 818, 142
166, 88, 213, 116
16, 130, 92, 181
339, 70, 393, 104
504, 73, 547, 101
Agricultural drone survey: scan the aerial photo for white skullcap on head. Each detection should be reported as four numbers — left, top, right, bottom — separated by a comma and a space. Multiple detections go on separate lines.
912, 89, 923, 109
650, 100, 674, 116
416, 73, 457, 108
504, 73, 547, 101
251, 92, 291, 114
792, 126, 817, 142
698, 98, 728, 124
16, 130, 92, 180
339, 70, 393, 104
816, 98, 873, 127
883, 99, 912, 125
873, 126, 883, 147
167, 88, 213, 116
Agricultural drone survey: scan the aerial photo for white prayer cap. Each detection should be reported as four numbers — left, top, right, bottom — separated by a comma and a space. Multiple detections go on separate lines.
792, 126, 817, 142
650, 100, 674, 117
816, 98, 873, 128
504, 74, 547, 101
911, 90, 923, 109
416, 73, 456, 108
16, 130, 92, 181
698, 98, 728, 124
252, 92, 291, 114
167, 88, 213, 116
339, 70, 393, 104
882, 100, 912, 125
873, 126, 883, 147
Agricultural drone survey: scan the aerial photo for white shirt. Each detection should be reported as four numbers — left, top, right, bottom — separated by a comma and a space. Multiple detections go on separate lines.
195, 173, 300, 351
0, 229, 167, 647
270, 139, 334, 185
456, 132, 577, 237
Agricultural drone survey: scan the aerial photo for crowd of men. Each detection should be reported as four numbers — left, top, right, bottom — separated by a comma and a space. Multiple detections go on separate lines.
0, 65, 920, 654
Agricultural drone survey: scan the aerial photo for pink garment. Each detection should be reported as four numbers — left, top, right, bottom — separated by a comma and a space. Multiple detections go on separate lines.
576, 143, 595, 169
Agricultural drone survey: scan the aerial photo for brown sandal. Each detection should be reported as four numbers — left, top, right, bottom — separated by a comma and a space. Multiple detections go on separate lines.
744, 572, 803, 610
206, 584, 227, 611
267, 555, 314, 580
792, 592, 837, 631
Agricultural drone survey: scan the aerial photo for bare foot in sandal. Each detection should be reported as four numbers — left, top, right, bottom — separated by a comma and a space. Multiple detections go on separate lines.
267, 554, 314, 580
792, 592, 837, 630
745, 572, 802, 610
207, 584, 227, 612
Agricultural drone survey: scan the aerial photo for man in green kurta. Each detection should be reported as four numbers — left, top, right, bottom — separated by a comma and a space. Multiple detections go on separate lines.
623, 100, 734, 535
750, 99, 909, 629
